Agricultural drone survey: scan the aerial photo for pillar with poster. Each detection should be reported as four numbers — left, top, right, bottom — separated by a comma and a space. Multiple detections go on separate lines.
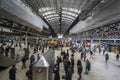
33, 56, 49, 80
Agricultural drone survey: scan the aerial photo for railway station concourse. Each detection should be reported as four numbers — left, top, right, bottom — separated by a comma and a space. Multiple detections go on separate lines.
0, 0, 120, 80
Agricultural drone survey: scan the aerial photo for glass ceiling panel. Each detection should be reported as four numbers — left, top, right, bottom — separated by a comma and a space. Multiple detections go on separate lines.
62, 17, 75, 21
47, 19, 59, 21
62, 21, 72, 24
63, 13, 78, 18
62, 15, 75, 19
62, 7, 81, 14
48, 19, 72, 24
62, 11, 77, 16
39, 7, 54, 12
48, 21, 56, 23
47, 17, 59, 21
44, 14, 59, 19
62, 18, 73, 22
46, 17, 60, 21
43, 13, 58, 17
42, 11, 56, 16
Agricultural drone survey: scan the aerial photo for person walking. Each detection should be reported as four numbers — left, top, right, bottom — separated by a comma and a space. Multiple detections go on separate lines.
0, 45, 4, 55
71, 57, 74, 73
33, 47, 36, 53
116, 54, 119, 61
66, 68, 72, 80
84, 53, 86, 61
85, 59, 91, 75
77, 59, 82, 67
105, 53, 109, 63
26, 68, 33, 80
90, 51, 93, 59
37, 54, 40, 61
42, 47, 44, 53
9, 65, 17, 80
77, 59, 83, 80
21, 56, 27, 69
103, 49, 105, 55
56, 56, 60, 71
30, 54, 35, 64
81, 52, 84, 60
53, 64, 60, 80
5, 45, 10, 56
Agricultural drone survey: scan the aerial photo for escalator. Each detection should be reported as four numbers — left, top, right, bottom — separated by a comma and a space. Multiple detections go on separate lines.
0, 54, 15, 68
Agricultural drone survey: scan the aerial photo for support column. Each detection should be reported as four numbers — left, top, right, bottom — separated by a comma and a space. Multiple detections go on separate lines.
25, 32, 28, 48
90, 39, 93, 50
36, 35, 39, 45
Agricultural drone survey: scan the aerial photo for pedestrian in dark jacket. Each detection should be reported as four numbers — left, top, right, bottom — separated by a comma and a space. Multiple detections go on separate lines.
81, 52, 84, 60
67, 60, 71, 68
66, 68, 72, 80
42, 47, 44, 53
63, 58, 68, 74
71, 53, 74, 58
5, 45, 9, 56
22, 56, 27, 69
67, 49, 69, 54
0, 45, 4, 55
116, 54, 119, 61
56, 56, 60, 65
77, 65, 83, 80
66, 52, 69, 59
26, 68, 32, 80
53, 64, 60, 80
56, 56, 60, 71
85, 59, 91, 74
33, 47, 36, 53
37, 54, 40, 61
71, 57, 74, 73
9, 65, 17, 80
103, 49, 105, 55
105, 53, 109, 63
84, 53, 86, 61
77, 59, 82, 67
77, 59, 83, 79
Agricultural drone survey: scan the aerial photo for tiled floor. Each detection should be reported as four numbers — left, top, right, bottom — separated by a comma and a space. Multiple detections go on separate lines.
0, 47, 120, 80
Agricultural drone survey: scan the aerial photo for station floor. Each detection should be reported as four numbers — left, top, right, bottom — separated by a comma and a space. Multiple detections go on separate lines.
56, 48, 120, 80
0, 47, 120, 80
0, 47, 49, 80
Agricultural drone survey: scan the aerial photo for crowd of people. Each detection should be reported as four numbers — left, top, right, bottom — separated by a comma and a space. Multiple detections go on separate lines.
0, 40, 120, 80
53, 42, 120, 80
7, 41, 48, 80
53, 46, 91, 80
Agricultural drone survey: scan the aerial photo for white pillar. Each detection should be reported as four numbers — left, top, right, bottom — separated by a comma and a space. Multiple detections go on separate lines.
36, 37, 39, 44
90, 39, 93, 50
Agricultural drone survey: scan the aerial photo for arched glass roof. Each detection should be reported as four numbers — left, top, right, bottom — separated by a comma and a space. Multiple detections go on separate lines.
22, 0, 102, 34
39, 7, 80, 22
